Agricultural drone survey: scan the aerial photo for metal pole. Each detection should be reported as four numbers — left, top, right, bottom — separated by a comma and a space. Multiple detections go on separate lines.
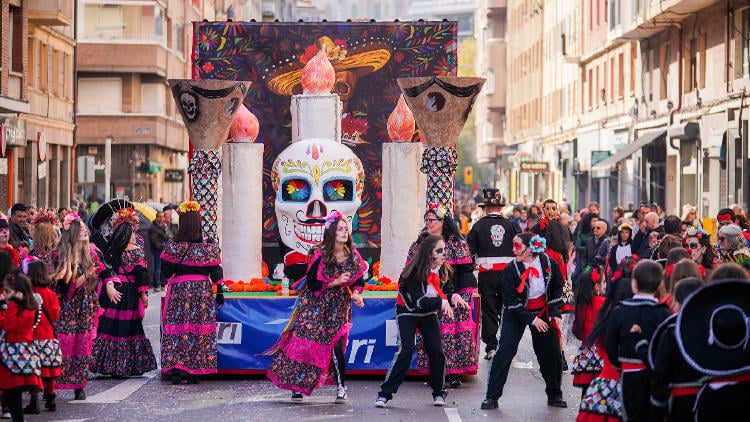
105, 136, 112, 201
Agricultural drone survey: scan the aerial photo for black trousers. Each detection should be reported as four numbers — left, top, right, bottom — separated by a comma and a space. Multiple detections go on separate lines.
621, 369, 652, 422
379, 313, 445, 399
485, 308, 562, 400
331, 337, 346, 388
478, 270, 503, 353
3, 390, 22, 422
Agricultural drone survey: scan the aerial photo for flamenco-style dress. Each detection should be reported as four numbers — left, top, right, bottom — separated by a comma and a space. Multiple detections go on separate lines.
92, 246, 157, 376
408, 234, 478, 377
160, 240, 223, 376
266, 249, 367, 395
576, 347, 623, 422
53, 246, 112, 390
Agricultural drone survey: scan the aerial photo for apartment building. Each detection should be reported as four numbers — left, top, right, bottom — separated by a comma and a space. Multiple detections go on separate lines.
74, 0, 217, 204
0, 0, 76, 209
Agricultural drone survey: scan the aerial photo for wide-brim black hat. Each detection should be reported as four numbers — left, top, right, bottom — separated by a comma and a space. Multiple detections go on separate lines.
478, 188, 504, 208
676, 279, 750, 377
648, 313, 677, 370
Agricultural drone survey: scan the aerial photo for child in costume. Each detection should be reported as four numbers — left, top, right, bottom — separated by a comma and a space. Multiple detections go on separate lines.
24, 260, 61, 413
0, 271, 41, 422
376, 232, 452, 408
605, 260, 670, 421
571, 266, 606, 392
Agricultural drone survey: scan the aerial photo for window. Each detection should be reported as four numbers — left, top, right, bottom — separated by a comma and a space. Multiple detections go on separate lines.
64, 54, 72, 99
28, 40, 35, 88
743, 9, 750, 78
631, 43, 636, 95
486, 68, 495, 94
175, 24, 185, 56
52, 48, 60, 96
9, 6, 23, 73
686, 37, 697, 92
618, 52, 625, 98
699, 33, 706, 89
78, 78, 123, 113
40, 44, 49, 92
589, 0, 593, 30
58, 51, 65, 97
588, 68, 593, 109
659, 43, 668, 100
47, 47, 54, 93
141, 83, 165, 114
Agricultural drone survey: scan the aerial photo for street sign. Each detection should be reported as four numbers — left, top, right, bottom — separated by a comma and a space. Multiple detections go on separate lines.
591, 150, 611, 166
519, 161, 549, 173
37, 132, 47, 161
495, 145, 519, 157
165, 169, 185, 182
37, 162, 47, 179
76, 156, 96, 183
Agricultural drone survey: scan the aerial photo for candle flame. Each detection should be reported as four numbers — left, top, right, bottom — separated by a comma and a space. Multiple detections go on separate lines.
229, 104, 260, 142
387, 95, 415, 142
301, 49, 336, 95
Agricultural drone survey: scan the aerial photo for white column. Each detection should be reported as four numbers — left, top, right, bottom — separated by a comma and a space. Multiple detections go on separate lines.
290, 94, 342, 143
380, 142, 426, 282
221, 142, 264, 280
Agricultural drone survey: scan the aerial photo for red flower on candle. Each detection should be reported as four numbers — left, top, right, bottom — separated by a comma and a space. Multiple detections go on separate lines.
229, 104, 260, 142
387, 95, 415, 142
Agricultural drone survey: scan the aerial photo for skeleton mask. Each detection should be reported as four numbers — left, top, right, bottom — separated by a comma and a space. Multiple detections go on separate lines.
272, 138, 364, 254
180, 93, 198, 121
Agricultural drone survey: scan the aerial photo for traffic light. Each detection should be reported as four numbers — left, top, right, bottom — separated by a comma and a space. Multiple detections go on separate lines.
464, 167, 473, 185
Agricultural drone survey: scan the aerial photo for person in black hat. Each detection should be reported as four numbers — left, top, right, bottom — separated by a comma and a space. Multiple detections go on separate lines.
605, 259, 671, 421
8, 203, 31, 249
640, 277, 703, 422
467, 188, 520, 359
675, 279, 750, 421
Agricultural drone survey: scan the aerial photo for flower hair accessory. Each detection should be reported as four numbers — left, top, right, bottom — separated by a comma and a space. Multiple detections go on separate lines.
32, 210, 57, 226
110, 208, 139, 232
427, 203, 449, 220
666, 264, 675, 277
63, 213, 81, 230
178, 200, 201, 214
591, 268, 601, 283
529, 235, 547, 253
324, 211, 344, 229
683, 227, 708, 242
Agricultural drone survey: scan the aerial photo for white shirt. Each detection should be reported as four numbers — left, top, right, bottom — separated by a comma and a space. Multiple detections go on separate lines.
425, 267, 449, 309
524, 256, 546, 299
616, 243, 632, 264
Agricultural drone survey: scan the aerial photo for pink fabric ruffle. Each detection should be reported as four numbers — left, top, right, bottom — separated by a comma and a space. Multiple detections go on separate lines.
163, 323, 216, 336
58, 332, 96, 358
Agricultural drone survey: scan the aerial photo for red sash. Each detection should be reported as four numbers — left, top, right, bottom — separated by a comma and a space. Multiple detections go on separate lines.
621, 362, 647, 371
546, 249, 566, 279
670, 386, 700, 397
526, 295, 561, 333
478, 263, 507, 272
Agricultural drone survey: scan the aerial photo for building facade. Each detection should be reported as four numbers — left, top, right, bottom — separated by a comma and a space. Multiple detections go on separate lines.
74, 0, 216, 204
0, 0, 76, 209
409, 0, 477, 38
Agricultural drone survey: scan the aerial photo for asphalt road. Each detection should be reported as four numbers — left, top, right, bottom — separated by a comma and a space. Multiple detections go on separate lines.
33, 291, 582, 422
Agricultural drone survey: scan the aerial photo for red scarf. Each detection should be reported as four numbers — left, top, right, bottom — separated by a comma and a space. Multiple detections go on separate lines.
517, 266, 540, 293
428, 271, 448, 300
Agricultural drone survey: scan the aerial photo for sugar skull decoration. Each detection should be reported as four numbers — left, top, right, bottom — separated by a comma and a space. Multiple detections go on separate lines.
271, 138, 365, 254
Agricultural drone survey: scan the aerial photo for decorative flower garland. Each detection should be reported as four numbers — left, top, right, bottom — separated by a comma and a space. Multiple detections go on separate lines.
178, 200, 202, 214
427, 203, 448, 220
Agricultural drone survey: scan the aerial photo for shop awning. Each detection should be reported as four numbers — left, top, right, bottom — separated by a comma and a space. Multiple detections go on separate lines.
591, 130, 666, 178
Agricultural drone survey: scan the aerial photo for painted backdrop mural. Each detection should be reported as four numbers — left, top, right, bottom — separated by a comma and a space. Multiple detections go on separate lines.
192, 21, 457, 247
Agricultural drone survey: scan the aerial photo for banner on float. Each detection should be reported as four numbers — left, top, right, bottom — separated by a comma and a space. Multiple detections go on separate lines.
216, 297, 478, 372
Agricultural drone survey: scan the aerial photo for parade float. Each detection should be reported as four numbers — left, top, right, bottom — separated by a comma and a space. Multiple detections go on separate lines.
175, 21, 483, 373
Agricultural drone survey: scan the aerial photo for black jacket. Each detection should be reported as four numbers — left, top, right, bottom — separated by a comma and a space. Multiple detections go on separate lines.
467, 213, 521, 258
531, 219, 572, 262
9, 222, 30, 248
500, 254, 565, 325
605, 297, 671, 370
584, 235, 606, 267
396, 270, 451, 316
305, 254, 366, 293
148, 222, 169, 252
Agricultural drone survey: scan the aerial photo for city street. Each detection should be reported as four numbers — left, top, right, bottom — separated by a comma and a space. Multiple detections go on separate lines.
37, 290, 580, 422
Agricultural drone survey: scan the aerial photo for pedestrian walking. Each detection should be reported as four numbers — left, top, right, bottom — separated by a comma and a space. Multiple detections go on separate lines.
91, 208, 156, 377
376, 233, 451, 408
468, 189, 520, 360
266, 211, 367, 402
160, 201, 225, 384
148, 212, 169, 291
482, 232, 567, 410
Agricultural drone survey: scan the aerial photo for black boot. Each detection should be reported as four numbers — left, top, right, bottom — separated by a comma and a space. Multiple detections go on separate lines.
187, 374, 199, 385
74, 388, 86, 400
561, 352, 569, 372
171, 372, 182, 385
43, 393, 56, 412
22, 395, 39, 414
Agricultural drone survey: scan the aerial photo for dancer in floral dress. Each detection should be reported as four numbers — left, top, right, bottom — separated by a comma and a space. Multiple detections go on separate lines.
160, 201, 224, 384
52, 213, 113, 400
92, 208, 156, 377
266, 212, 367, 402
408, 203, 477, 387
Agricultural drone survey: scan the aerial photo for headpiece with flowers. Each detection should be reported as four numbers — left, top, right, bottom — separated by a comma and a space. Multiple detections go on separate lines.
178, 200, 202, 215
110, 208, 139, 232
427, 203, 449, 220
63, 213, 81, 231
324, 211, 345, 230
529, 235, 547, 254
32, 210, 58, 226
682, 226, 709, 243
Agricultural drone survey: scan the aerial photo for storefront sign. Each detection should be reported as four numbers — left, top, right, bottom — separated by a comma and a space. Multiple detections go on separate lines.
37, 132, 47, 161
37, 161, 47, 179
495, 145, 519, 157
0, 117, 26, 149
591, 150, 611, 166
164, 169, 185, 182
519, 161, 549, 173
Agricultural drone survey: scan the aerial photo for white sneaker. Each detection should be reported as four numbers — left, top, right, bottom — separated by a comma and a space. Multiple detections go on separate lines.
375, 396, 389, 408
335, 386, 347, 403
291, 392, 303, 402
0, 411, 9, 420
433, 395, 446, 406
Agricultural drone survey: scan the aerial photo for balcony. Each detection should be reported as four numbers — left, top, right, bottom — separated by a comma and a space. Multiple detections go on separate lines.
621, 0, 721, 40
78, 43, 169, 77
28, 0, 73, 27
76, 114, 188, 151
488, 0, 507, 10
